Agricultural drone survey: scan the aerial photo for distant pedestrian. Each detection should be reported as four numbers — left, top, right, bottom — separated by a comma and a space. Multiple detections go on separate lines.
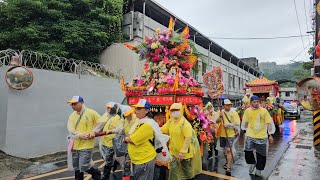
67, 96, 101, 180
241, 95, 275, 177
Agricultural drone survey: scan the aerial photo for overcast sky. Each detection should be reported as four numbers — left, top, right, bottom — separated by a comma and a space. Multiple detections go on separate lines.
154, 0, 314, 64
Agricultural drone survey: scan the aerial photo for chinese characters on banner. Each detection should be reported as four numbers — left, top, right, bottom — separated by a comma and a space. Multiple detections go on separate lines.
127, 96, 202, 105
176, 96, 202, 104
128, 96, 174, 105
250, 85, 273, 93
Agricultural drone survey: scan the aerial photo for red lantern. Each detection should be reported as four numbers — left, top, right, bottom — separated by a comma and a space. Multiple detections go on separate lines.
316, 44, 320, 57
316, 51, 320, 57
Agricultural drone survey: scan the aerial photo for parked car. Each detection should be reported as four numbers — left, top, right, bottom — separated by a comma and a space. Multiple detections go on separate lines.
284, 103, 301, 119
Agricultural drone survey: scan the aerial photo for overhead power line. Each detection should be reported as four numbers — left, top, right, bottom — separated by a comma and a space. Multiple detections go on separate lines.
201, 34, 310, 40
293, 0, 308, 61
303, 0, 312, 45
291, 43, 311, 62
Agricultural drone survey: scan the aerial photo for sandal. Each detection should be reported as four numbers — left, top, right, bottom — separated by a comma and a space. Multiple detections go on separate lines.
226, 167, 231, 176
223, 163, 228, 169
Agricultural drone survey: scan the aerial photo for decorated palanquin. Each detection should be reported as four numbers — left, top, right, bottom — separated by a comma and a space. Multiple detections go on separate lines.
238, 77, 283, 125
122, 17, 214, 165
245, 77, 279, 96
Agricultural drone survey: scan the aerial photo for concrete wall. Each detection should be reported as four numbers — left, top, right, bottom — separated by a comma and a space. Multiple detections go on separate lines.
0, 67, 8, 149
0, 67, 124, 158
100, 43, 145, 82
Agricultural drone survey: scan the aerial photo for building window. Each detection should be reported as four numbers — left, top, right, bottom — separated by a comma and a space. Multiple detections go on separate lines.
233, 75, 235, 88
192, 61, 199, 80
202, 62, 207, 75
285, 92, 290, 97
229, 73, 232, 88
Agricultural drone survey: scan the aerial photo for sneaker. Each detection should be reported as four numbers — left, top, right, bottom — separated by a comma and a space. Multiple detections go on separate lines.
255, 170, 262, 177
249, 164, 255, 175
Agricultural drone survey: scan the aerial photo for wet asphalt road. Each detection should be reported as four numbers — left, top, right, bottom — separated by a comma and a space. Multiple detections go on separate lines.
201, 110, 313, 180
20, 111, 313, 180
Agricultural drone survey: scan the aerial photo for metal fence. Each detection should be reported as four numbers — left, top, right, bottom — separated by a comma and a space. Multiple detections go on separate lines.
0, 49, 126, 80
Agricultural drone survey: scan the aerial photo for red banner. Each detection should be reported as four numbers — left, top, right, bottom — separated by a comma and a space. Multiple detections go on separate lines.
127, 95, 202, 105
128, 96, 174, 105
250, 85, 273, 93
176, 96, 202, 105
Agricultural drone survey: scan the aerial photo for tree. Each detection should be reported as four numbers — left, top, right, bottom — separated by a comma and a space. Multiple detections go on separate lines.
0, 0, 128, 62
293, 64, 311, 81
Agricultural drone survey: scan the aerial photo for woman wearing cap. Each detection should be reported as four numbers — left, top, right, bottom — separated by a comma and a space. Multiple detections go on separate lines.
161, 103, 202, 180
94, 102, 122, 180
111, 105, 137, 179
214, 99, 240, 175
124, 99, 171, 180
66, 96, 102, 180
241, 95, 275, 177
122, 99, 157, 179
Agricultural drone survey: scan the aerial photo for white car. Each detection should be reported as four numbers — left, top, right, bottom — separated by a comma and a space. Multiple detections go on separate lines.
284, 103, 301, 119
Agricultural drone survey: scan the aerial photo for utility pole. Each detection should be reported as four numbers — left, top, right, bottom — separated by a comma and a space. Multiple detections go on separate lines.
315, 0, 320, 76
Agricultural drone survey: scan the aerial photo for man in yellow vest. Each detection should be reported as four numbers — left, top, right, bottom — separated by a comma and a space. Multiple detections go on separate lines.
215, 99, 240, 175
242, 89, 252, 106
67, 96, 101, 180
241, 95, 275, 177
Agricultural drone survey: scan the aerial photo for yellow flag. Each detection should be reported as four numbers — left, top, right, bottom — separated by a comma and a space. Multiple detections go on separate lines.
180, 26, 189, 39
186, 55, 198, 67
168, 16, 174, 30
124, 43, 137, 50
121, 75, 126, 92
172, 71, 179, 92
177, 41, 189, 52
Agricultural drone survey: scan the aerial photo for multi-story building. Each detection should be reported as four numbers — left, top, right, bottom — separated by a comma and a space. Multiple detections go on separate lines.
241, 57, 260, 71
280, 87, 298, 101
100, 0, 262, 101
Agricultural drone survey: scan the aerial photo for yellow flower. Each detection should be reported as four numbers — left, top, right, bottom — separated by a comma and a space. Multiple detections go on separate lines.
151, 42, 158, 49
155, 28, 160, 34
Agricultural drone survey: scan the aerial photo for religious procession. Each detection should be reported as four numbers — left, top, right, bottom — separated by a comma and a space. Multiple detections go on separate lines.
66, 18, 277, 180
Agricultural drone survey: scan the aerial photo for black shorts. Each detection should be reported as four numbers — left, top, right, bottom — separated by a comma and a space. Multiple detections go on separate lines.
220, 137, 235, 148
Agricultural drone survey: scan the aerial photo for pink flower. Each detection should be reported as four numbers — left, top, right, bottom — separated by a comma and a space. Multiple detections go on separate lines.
152, 56, 162, 62
164, 35, 170, 42
163, 48, 169, 56
136, 79, 145, 86
185, 71, 190, 76
166, 78, 175, 84
158, 35, 165, 42
163, 57, 170, 64
199, 114, 205, 121
162, 30, 168, 34
144, 36, 154, 44
186, 45, 191, 52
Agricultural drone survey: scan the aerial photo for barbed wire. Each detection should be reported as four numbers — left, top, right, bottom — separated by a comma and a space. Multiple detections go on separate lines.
0, 49, 127, 80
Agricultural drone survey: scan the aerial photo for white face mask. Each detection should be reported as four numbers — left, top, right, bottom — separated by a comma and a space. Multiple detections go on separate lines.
171, 111, 180, 119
